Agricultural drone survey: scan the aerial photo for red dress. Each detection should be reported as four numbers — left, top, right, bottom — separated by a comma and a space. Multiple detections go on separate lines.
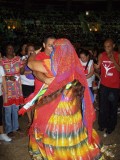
2, 56, 24, 106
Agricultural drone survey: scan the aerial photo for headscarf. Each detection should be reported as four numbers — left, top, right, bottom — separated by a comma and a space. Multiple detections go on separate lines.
43, 38, 96, 143
20, 38, 95, 143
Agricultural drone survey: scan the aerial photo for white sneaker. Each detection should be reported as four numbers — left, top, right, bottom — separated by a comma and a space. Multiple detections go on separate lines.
0, 134, 12, 142
103, 133, 107, 138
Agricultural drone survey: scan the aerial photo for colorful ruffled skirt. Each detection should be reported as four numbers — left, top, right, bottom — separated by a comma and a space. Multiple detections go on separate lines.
29, 88, 103, 160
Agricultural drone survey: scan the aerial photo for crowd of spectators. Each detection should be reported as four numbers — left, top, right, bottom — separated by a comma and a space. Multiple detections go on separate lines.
0, 8, 120, 53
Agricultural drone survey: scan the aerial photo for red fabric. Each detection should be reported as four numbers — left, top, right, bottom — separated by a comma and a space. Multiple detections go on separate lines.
34, 52, 50, 91
31, 39, 95, 143
18, 107, 27, 115
2, 56, 24, 106
4, 97, 24, 107
100, 51, 120, 88
24, 52, 50, 103
29, 94, 62, 136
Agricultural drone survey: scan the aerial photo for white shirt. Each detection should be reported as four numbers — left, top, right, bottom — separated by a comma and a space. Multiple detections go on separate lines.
0, 66, 5, 96
20, 56, 34, 86
80, 59, 94, 87
20, 75, 34, 86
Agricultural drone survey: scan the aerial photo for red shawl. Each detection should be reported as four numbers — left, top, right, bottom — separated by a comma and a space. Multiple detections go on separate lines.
31, 38, 96, 143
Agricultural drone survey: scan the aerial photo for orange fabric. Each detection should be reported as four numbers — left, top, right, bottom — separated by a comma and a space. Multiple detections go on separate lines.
34, 52, 50, 92
42, 60, 53, 78
32, 39, 96, 143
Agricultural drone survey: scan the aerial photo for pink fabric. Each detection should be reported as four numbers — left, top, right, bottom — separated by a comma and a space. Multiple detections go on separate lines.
34, 52, 50, 92
2, 56, 24, 106
31, 39, 96, 143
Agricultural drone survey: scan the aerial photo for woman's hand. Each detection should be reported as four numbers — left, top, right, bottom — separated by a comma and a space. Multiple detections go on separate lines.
6, 76, 16, 81
94, 63, 99, 69
108, 53, 115, 63
45, 77, 55, 85
22, 59, 27, 65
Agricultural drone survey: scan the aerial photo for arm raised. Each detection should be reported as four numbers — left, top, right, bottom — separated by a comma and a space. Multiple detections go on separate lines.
28, 53, 48, 74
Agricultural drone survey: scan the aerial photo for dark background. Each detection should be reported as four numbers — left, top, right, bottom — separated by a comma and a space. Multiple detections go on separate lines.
0, 0, 120, 11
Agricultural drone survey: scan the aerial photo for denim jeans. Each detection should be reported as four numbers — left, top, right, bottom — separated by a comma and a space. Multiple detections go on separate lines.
4, 104, 19, 134
98, 84, 119, 130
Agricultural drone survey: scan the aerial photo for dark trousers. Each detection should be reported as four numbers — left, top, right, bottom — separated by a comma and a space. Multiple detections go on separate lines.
98, 84, 119, 130
22, 84, 35, 98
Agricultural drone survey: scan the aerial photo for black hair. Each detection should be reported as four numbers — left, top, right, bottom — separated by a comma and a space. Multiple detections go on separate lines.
5, 43, 14, 55
35, 80, 84, 109
43, 34, 56, 44
17, 43, 27, 57
25, 43, 35, 53
79, 49, 90, 57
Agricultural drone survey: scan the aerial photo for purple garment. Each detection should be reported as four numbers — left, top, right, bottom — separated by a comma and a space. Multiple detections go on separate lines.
25, 66, 34, 80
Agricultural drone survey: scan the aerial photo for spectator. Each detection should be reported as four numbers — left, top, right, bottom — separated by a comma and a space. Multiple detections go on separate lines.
21, 43, 35, 127
19, 38, 104, 159
0, 61, 12, 142
79, 49, 94, 95
2, 44, 24, 137
95, 38, 120, 134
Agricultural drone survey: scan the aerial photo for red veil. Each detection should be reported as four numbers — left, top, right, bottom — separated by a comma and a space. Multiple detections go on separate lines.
31, 38, 96, 143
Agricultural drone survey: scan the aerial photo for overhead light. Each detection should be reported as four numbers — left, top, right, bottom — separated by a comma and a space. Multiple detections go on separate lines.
7, 26, 11, 29
86, 11, 89, 16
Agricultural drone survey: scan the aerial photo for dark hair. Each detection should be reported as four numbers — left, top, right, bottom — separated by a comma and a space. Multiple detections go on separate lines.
17, 43, 27, 57
5, 43, 14, 55
25, 43, 35, 53
43, 34, 56, 44
35, 80, 84, 109
5, 43, 14, 49
79, 49, 90, 57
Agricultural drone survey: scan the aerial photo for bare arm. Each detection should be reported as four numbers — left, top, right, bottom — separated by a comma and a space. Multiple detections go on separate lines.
20, 59, 27, 75
94, 71, 100, 80
28, 52, 55, 84
20, 66, 25, 75
94, 53, 102, 70
109, 53, 120, 72
28, 54, 47, 74
33, 71, 54, 85
24, 70, 33, 75
86, 63, 94, 79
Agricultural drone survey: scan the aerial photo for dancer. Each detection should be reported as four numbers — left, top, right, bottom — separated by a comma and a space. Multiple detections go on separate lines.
19, 38, 104, 159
